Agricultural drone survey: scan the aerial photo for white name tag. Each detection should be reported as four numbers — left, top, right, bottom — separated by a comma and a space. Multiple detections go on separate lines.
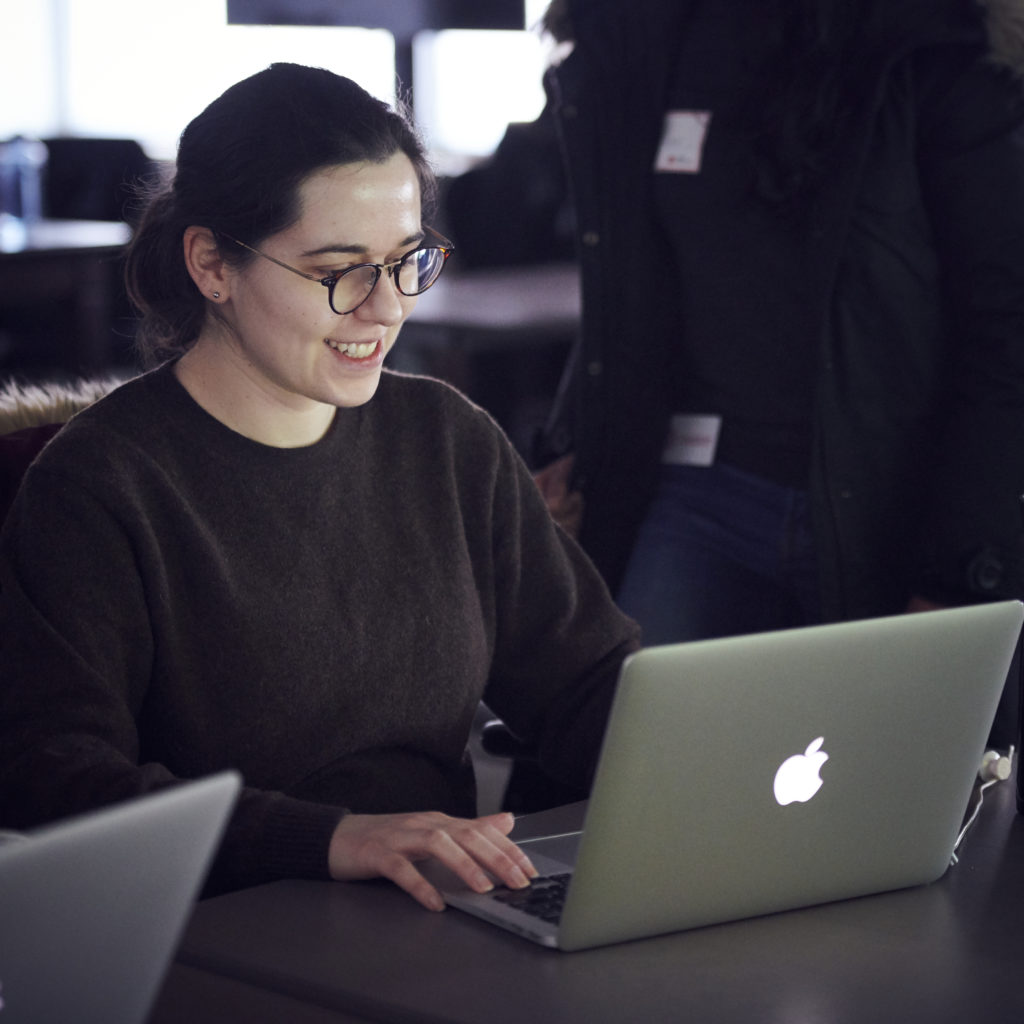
654, 111, 712, 173
661, 414, 722, 466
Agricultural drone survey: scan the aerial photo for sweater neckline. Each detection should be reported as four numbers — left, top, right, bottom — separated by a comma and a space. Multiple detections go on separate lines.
148, 361, 371, 463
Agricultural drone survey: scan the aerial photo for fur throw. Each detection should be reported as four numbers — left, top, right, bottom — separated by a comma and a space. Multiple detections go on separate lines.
0, 377, 125, 436
980, 0, 1024, 76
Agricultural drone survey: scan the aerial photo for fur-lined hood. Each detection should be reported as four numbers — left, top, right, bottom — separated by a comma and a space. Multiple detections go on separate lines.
981, 0, 1024, 76
0, 377, 124, 436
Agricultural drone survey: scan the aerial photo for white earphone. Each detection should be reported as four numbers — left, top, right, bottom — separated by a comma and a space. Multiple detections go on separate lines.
978, 748, 1014, 783
952, 746, 1015, 863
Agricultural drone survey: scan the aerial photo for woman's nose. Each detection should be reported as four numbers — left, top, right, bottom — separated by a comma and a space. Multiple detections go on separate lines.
355, 268, 409, 325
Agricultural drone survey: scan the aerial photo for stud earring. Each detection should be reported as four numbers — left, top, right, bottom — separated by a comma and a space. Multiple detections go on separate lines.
212, 291, 221, 299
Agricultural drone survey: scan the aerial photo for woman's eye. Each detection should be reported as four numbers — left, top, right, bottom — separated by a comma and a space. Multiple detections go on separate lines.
325, 263, 377, 279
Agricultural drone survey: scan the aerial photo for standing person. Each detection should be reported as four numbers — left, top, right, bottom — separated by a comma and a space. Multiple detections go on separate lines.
0, 64, 640, 909
535, 0, 1024, 648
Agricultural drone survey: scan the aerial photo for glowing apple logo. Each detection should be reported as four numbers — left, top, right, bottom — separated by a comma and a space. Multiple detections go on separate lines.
773, 737, 829, 806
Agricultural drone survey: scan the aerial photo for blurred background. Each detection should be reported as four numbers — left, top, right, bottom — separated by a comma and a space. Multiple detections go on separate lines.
0, 0, 575, 459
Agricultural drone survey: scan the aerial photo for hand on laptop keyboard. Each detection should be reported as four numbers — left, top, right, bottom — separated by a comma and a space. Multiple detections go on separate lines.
492, 873, 572, 924
327, 809, 539, 912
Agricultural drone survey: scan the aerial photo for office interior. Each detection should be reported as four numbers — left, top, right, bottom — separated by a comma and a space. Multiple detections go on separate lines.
0, 0, 569, 461
2, 0, 1021, 792
3, 6, 1024, 1022
1, 0, 575, 820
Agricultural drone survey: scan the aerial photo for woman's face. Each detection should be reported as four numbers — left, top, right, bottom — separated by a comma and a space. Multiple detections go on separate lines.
219, 151, 423, 412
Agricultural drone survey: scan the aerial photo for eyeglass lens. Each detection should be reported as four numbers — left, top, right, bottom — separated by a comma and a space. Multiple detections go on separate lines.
329, 246, 448, 314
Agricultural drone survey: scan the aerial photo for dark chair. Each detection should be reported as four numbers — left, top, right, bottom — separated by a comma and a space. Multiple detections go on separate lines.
479, 718, 587, 814
42, 137, 156, 224
443, 106, 574, 269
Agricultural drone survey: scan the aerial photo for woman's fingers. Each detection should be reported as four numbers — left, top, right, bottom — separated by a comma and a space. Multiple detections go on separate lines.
327, 810, 539, 911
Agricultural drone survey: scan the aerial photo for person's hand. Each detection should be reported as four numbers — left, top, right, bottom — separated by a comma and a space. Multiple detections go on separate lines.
327, 810, 538, 912
534, 454, 584, 537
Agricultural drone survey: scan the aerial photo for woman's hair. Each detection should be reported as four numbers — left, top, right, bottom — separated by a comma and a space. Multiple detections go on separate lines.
125, 63, 437, 366
743, 0, 869, 207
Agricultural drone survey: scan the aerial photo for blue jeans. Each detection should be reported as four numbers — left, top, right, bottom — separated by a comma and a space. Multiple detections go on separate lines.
616, 463, 822, 646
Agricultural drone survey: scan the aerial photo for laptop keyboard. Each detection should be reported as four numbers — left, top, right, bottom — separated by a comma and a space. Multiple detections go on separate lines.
492, 873, 571, 924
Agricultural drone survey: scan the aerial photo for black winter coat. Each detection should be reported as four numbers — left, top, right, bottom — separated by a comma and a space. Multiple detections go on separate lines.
540, 0, 1024, 619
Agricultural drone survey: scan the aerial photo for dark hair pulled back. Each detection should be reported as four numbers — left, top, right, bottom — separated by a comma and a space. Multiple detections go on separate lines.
125, 63, 436, 366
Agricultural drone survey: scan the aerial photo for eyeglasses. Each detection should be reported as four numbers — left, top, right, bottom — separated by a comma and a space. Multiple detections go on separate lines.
220, 227, 454, 315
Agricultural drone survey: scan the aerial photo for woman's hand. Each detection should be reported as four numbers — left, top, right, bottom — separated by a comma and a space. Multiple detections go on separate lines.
534, 454, 583, 537
327, 810, 538, 911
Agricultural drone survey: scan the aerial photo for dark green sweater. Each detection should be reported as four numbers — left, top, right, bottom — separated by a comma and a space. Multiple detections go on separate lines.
0, 364, 639, 893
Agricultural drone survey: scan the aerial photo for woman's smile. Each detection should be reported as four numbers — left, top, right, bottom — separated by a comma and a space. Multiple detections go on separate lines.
324, 337, 384, 362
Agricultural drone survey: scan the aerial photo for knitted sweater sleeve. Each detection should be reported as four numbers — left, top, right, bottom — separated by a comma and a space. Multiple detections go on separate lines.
473, 403, 642, 790
0, 460, 342, 895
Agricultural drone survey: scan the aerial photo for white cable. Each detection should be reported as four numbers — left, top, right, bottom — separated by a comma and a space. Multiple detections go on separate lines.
951, 745, 1015, 864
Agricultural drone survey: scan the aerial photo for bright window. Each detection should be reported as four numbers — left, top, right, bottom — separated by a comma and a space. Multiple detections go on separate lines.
1, 0, 554, 163
413, 29, 547, 167
60, 0, 396, 159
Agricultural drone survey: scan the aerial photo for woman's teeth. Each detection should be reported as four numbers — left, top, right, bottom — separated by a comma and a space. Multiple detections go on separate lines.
326, 339, 377, 358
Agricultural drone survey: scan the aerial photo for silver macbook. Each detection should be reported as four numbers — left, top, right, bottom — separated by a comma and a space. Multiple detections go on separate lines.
0, 771, 240, 1023
438, 601, 1023, 950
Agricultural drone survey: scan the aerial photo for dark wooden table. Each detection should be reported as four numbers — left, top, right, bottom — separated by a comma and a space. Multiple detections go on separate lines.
150, 773, 1024, 1023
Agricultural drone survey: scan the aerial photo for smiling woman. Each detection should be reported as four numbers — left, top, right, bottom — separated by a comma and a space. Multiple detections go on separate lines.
176, 154, 432, 443
0, 64, 640, 914
125, 65, 444, 446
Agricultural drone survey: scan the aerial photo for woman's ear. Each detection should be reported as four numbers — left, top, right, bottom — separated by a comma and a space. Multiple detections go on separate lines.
183, 226, 231, 303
